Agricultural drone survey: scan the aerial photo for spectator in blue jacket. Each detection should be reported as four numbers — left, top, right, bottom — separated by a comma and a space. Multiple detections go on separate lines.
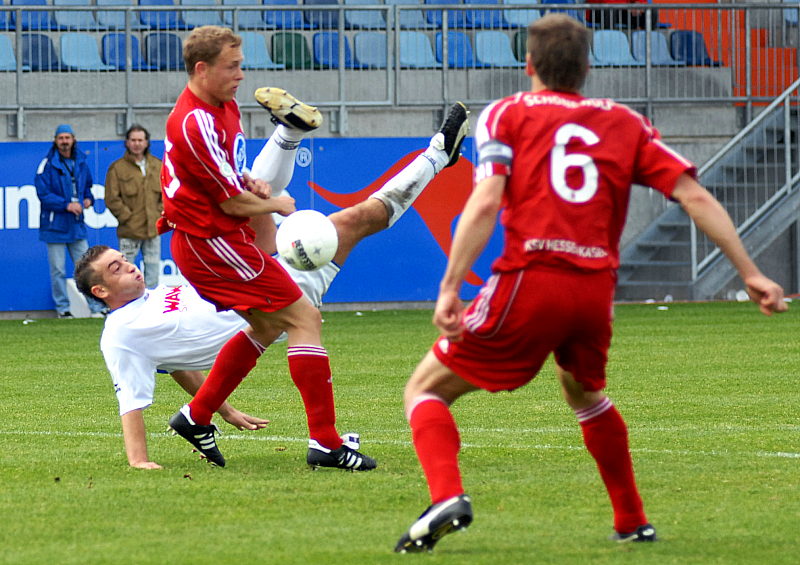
34, 124, 105, 318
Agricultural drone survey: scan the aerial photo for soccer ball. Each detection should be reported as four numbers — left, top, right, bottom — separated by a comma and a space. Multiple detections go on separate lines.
275, 210, 338, 271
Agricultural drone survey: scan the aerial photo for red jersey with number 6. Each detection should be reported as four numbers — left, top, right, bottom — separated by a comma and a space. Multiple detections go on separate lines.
161, 87, 250, 238
474, 89, 695, 273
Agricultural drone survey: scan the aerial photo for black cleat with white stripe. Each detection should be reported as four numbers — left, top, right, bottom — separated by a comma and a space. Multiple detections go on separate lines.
395, 494, 473, 553
168, 405, 226, 467
609, 523, 657, 543
306, 433, 376, 471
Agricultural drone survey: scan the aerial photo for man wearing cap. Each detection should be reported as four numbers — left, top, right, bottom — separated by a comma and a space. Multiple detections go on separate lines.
34, 124, 105, 318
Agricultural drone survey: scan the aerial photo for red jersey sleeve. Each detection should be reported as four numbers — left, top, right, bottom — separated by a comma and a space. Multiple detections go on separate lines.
474, 96, 520, 183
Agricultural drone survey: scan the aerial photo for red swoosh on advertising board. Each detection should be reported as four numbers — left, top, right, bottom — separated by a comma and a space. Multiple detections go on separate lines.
307, 150, 484, 286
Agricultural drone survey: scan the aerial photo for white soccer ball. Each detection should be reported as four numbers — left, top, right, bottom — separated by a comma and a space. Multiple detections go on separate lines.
275, 210, 338, 271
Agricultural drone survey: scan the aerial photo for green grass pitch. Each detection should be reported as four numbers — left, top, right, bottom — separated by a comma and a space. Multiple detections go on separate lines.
0, 301, 797, 564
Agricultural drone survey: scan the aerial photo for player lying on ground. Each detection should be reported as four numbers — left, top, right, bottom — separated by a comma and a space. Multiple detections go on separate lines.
75, 100, 469, 470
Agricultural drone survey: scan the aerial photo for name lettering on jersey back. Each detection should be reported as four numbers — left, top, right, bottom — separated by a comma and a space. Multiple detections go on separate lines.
524, 238, 608, 259
522, 93, 615, 112
163, 286, 184, 313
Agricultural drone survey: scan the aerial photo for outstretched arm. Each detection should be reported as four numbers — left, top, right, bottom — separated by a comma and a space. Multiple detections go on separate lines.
121, 409, 163, 470
171, 370, 270, 430
671, 173, 787, 315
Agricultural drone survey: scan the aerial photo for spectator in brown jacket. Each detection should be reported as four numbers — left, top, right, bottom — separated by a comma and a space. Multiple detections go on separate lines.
104, 125, 163, 288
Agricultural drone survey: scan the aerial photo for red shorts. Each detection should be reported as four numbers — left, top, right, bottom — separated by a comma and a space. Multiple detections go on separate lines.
171, 226, 303, 312
433, 267, 615, 392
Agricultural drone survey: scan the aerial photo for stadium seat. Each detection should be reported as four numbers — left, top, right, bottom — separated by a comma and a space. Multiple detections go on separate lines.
304, 0, 339, 30
385, 0, 434, 30
784, 0, 799, 26
264, 0, 306, 29
436, 30, 486, 68
344, 0, 386, 30
222, 0, 271, 30
591, 29, 644, 67
353, 31, 387, 68
61, 32, 116, 70
503, 0, 540, 29
631, 30, 685, 66
399, 30, 440, 68
54, 0, 100, 30
180, 0, 225, 28
240, 31, 284, 69
102, 32, 157, 69
0, 35, 31, 70
144, 31, 184, 69
139, 0, 181, 30
541, 0, 583, 24
0, 7, 12, 32
11, 0, 57, 31
464, 0, 504, 29
425, 0, 467, 29
475, 30, 524, 67
21, 32, 64, 70
97, 0, 144, 30
312, 31, 355, 68
669, 30, 721, 67
270, 31, 313, 69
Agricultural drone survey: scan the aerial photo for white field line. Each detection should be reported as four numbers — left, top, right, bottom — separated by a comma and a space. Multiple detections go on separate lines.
1, 429, 798, 459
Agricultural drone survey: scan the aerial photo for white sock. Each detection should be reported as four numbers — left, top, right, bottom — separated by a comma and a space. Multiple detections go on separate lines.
370, 151, 439, 228
250, 125, 305, 193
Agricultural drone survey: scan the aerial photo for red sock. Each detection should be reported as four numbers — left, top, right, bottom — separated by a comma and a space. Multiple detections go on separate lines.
287, 345, 342, 449
409, 397, 464, 504
577, 397, 648, 533
189, 331, 264, 425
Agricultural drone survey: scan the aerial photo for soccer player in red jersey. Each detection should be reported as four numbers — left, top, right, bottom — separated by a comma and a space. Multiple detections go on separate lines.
394, 14, 787, 552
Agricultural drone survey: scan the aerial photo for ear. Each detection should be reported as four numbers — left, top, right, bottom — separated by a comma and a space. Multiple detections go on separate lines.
92, 285, 109, 301
525, 52, 535, 78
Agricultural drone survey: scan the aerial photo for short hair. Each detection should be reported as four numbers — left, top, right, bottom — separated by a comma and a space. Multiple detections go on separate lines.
183, 25, 242, 77
74, 245, 111, 301
527, 14, 590, 93
125, 124, 151, 155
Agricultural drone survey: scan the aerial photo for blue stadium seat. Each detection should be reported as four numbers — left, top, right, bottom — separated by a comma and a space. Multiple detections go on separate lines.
436, 30, 486, 68
240, 30, 285, 69
344, 0, 386, 30
21, 32, 64, 70
502, 0, 540, 29
54, 0, 100, 30
139, 0, 181, 30
425, 0, 467, 29
399, 30, 440, 68
475, 29, 524, 67
312, 30, 355, 68
304, 0, 339, 30
541, 0, 583, 24
385, 0, 433, 29
784, 0, 799, 26
264, 0, 306, 29
464, 0, 504, 29
11, 0, 57, 31
631, 30, 685, 66
97, 0, 145, 30
222, 0, 271, 30
0, 35, 31, 70
102, 32, 157, 69
61, 32, 116, 69
669, 30, 721, 67
353, 31, 387, 68
591, 29, 644, 67
144, 31, 184, 69
0, 6, 13, 31
180, 0, 224, 28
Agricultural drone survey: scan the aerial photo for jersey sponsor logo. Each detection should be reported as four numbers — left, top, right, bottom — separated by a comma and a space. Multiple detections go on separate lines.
163, 286, 184, 313
233, 133, 246, 175
523, 238, 608, 259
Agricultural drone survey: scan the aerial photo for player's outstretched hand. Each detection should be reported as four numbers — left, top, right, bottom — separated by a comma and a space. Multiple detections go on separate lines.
222, 408, 270, 431
271, 195, 296, 217
243, 173, 272, 200
434, 289, 466, 341
131, 461, 163, 470
744, 274, 788, 316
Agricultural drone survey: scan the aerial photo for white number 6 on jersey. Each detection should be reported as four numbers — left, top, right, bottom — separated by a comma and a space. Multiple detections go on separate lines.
550, 123, 599, 204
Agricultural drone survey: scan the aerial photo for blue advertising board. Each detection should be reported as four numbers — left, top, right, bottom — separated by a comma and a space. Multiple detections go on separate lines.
0, 136, 500, 312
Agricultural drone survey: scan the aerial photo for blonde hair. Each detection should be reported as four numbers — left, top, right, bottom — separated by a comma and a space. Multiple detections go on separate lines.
183, 26, 242, 76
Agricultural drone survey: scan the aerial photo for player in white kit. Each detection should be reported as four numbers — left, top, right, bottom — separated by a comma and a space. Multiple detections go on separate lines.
76, 98, 470, 469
